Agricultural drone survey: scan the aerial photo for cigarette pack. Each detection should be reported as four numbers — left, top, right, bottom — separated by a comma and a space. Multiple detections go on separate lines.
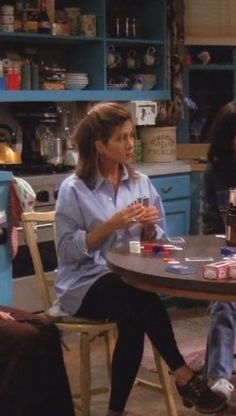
203, 260, 236, 280
228, 263, 236, 279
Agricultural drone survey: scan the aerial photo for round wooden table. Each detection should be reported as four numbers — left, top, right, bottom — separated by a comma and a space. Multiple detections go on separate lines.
107, 235, 236, 301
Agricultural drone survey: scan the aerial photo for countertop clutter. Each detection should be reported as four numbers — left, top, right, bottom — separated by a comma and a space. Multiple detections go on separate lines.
134, 160, 191, 176
176, 143, 209, 172
134, 144, 208, 176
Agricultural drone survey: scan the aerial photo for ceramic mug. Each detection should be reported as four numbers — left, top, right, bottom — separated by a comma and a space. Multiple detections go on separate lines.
107, 45, 122, 69
108, 76, 130, 89
144, 46, 158, 66
131, 75, 143, 90
126, 49, 138, 69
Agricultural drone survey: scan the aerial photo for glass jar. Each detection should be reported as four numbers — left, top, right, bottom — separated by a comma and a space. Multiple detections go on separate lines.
226, 188, 236, 246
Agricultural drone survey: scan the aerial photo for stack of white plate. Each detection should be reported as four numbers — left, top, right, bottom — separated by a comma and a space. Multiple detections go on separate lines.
65, 73, 89, 90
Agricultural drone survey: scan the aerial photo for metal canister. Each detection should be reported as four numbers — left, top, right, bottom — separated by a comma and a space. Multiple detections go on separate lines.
23, 9, 39, 33
80, 14, 96, 37
0, 4, 14, 32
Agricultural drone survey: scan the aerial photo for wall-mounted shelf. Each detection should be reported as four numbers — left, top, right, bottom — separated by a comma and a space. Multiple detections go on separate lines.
179, 45, 236, 142
0, 89, 170, 102
188, 64, 234, 71
0, 0, 169, 102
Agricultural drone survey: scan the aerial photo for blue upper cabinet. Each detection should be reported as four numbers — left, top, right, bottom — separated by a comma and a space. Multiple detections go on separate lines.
0, 0, 169, 102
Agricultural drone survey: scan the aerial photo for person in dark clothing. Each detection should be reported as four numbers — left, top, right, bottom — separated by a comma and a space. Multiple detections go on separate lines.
201, 101, 236, 234
55, 101, 226, 416
200, 100, 236, 404
0, 306, 75, 416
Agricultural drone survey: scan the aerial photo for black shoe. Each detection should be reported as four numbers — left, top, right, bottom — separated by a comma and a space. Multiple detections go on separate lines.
176, 373, 228, 414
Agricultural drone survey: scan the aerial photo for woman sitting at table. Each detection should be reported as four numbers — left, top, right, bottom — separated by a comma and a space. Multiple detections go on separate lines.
55, 101, 226, 416
200, 100, 236, 405
0, 306, 75, 416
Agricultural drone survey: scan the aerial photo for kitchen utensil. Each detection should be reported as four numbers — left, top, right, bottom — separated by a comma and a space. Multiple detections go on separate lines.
0, 142, 21, 164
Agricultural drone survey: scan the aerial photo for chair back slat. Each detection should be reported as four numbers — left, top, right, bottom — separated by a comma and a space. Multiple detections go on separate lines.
21, 211, 56, 311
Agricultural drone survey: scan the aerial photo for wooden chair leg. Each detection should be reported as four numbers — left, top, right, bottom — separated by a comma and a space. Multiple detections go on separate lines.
80, 333, 91, 416
152, 345, 178, 416
104, 330, 116, 381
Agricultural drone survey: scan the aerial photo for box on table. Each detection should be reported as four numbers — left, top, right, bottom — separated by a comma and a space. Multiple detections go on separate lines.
203, 260, 236, 280
228, 262, 236, 279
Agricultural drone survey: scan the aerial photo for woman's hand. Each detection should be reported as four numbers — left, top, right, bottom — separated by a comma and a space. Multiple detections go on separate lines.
0, 311, 15, 321
139, 205, 159, 241
139, 205, 159, 225
109, 203, 146, 229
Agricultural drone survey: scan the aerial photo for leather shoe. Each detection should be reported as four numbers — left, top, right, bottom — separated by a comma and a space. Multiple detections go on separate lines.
176, 373, 227, 414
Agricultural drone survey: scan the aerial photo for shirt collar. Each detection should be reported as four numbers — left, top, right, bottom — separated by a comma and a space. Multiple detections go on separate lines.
94, 165, 130, 190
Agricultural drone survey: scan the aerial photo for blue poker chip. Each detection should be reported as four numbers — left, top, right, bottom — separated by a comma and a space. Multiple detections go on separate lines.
221, 247, 234, 256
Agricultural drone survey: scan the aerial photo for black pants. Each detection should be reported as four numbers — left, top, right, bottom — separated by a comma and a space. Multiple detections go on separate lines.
77, 273, 185, 412
0, 306, 75, 416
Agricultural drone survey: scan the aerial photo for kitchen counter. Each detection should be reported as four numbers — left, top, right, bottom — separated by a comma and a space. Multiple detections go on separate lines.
177, 143, 208, 173
134, 160, 191, 176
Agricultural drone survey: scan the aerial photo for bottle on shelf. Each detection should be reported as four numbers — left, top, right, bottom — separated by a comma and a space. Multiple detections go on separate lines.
14, 1, 23, 32
38, 0, 51, 34
226, 188, 236, 246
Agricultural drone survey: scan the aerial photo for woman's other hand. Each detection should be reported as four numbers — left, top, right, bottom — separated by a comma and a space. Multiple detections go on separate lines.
110, 203, 146, 229
139, 204, 159, 225
0, 311, 15, 321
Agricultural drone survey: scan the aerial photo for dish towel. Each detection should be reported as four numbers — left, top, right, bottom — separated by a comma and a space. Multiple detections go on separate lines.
10, 177, 36, 258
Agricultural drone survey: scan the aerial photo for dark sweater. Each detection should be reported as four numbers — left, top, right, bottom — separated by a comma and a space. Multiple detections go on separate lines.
200, 163, 236, 234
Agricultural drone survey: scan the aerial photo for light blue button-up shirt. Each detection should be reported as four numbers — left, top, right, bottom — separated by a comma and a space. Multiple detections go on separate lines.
55, 168, 166, 314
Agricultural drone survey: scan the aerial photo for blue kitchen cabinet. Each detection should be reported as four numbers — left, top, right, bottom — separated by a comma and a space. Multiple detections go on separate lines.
151, 172, 206, 309
151, 174, 191, 236
150, 173, 191, 308
0, 172, 13, 306
0, 0, 169, 102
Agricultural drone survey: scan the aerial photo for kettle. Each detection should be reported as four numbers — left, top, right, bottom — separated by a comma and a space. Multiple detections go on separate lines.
0, 124, 22, 164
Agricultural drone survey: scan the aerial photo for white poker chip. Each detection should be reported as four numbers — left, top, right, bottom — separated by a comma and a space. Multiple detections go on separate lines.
168, 260, 180, 264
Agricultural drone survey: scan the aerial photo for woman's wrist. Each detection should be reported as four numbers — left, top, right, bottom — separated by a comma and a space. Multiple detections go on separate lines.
141, 224, 157, 241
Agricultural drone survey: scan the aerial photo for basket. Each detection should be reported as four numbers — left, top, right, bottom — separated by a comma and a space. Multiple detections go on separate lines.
140, 126, 176, 163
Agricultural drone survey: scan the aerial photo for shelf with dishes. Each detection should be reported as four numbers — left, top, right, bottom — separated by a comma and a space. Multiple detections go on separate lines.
106, 41, 164, 92
0, 0, 169, 101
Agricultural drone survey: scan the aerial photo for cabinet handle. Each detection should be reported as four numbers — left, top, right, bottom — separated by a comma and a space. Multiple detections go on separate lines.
161, 186, 173, 193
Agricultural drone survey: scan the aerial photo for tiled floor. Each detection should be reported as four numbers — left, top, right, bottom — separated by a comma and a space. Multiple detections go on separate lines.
62, 305, 221, 416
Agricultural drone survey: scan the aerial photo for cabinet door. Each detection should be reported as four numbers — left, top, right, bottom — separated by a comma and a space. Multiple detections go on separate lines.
163, 199, 190, 236
151, 174, 191, 236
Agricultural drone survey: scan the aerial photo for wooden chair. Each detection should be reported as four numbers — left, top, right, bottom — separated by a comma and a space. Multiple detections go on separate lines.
21, 210, 116, 416
21, 210, 177, 416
